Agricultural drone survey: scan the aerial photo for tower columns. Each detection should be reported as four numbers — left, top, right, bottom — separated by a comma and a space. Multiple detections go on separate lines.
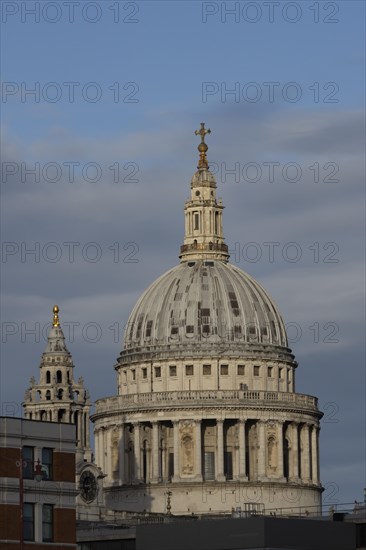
257, 420, 267, 480
238, 420, 248, 481
151, 421, 160, 483
118, 424, 125, 484
290, 422, 300, 481
133, 422, 141, 483
172, 420, 181, 482
311, 425, 319, 484
215, 419, 225, 481
300, 424, 311, 482
195, 420, 203, 481
277, 421, 285, 481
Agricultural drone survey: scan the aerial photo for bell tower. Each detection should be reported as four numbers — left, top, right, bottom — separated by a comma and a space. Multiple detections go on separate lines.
23, 305, 92, 463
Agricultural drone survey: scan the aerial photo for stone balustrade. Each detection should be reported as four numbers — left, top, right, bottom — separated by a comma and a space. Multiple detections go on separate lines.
93, 389, 318, 416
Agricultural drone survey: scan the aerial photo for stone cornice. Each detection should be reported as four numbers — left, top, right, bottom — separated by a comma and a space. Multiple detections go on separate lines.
118, 342, 296, 367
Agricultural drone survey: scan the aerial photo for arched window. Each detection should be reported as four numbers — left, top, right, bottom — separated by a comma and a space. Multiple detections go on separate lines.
46, 390, 51, 401
56, 370, 62, 384
57, 389, 63, 400
46, 371, 51, 384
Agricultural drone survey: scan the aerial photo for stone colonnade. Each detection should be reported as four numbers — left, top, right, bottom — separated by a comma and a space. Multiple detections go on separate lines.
95, 418, 319, 486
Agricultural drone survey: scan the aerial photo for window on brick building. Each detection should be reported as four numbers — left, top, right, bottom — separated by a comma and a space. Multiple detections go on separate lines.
42, 504, 54, 542
42, 448, 53, 480
23, 503, 35, 541
22, 446, 34, 479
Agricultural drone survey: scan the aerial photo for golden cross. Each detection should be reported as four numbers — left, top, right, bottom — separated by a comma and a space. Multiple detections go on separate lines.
195, 123, 211, 168
195, 122, 211, 144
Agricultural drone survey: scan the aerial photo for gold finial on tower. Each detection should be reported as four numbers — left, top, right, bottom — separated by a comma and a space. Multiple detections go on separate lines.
195, 122, 211, 169
52, 305, 60, 327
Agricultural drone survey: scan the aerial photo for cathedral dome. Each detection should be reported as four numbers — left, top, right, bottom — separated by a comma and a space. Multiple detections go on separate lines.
118, 124, 292, 366
123, 260, 288, 354
93, 125, 322, 518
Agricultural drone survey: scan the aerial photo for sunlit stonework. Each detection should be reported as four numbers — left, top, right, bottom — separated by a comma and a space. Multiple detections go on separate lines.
91, 125, 323, 515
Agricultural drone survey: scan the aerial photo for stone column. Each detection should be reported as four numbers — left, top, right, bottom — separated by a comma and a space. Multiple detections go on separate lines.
195, 420, 203, 481
86, 412, 90, 449
101, 428, 106, 474
119, 424, 125, 484
300, 424, 311, 482
161, 441, 167, 481
151, 422, 160, 483
106, 429, 112, 478
133, 422, 141, 483
238, 420, 247, 481
172, 421, 180, 482
277, 421, 285, 480
311, 425, 319, 484
94, 429, 100, 468
215, 419, 225, 481
257, 420, 267, 481
290, 422, 299, 481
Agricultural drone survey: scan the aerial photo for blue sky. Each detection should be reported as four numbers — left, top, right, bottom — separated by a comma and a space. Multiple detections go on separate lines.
1, 1, 365, 507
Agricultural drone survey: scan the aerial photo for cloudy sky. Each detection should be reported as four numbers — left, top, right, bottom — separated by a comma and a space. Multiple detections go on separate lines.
1, 1, 365, 506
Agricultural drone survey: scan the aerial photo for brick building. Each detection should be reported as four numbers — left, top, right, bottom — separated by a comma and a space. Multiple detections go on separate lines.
0, 416, 77, 549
